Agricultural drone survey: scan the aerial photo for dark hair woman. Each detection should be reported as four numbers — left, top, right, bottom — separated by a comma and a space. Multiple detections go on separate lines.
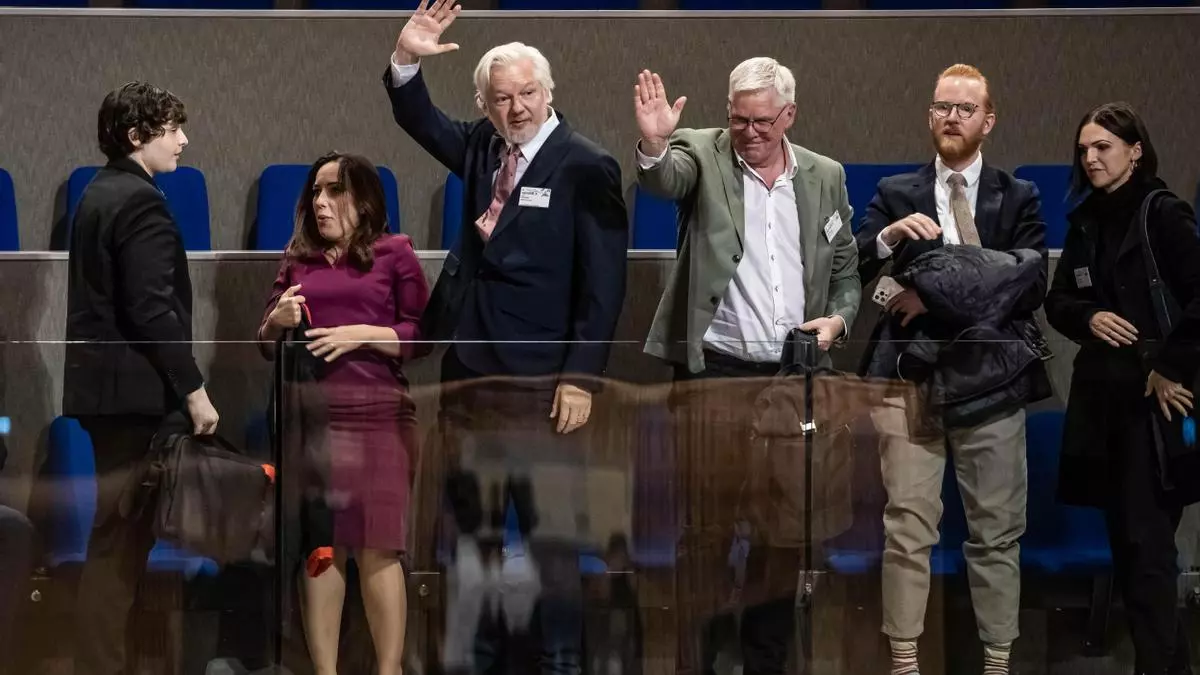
258, 152, 430, 675
1046, 102, 1200, 675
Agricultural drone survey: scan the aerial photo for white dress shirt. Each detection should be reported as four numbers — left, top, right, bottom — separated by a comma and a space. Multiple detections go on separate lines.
389, 57, 560, 185
638, 141, 807, 363
876, 151, 983, 258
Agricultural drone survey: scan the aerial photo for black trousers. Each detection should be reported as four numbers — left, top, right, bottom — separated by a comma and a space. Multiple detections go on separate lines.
0, 504, 34, 673
675, 350, 799, 675
1105, 411, 1192, 674
73, 414, 162, 675
438, 348, 583, 675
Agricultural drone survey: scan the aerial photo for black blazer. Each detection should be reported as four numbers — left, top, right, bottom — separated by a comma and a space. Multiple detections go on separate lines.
384, 68, 628, 384
854, 161, 1048, 375
63, 158, 203, 417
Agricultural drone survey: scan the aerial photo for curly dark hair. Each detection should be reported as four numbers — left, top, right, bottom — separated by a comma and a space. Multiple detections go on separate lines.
285, 152, 389, 272
97, 81, 188, 160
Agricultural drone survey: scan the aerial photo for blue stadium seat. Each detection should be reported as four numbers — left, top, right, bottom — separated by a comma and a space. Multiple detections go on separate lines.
254, 163, 401, 250
680, 0, 820, 8
1013, 164, 1077, 249
442, 172, 465, 250
66, 165, 212, 251
0, 169, 17, 251
127, 0, 273, 7
43, 416, 218, 579
631, 186, 677, 250
1022, 410, 1111, 574
868, 0, 1007, 7
843, 163, 923, 233
64, 166, 97, 241
497, 0, 638, 7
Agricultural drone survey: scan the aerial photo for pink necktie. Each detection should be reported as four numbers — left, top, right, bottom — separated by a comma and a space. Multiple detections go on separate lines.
476, 145, 520, 241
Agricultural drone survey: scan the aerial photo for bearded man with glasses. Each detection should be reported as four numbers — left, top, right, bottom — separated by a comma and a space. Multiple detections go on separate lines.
854, 64, 1050, 675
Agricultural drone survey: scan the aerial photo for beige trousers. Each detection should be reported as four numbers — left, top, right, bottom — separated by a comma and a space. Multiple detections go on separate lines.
872, 396, 1027, 644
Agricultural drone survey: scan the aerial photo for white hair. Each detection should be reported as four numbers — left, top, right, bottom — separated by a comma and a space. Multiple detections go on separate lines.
728, 57, 796, 105
473, 42, 555, 104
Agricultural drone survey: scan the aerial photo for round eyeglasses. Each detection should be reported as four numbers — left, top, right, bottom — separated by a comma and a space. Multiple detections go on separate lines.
930, 101, 982, 119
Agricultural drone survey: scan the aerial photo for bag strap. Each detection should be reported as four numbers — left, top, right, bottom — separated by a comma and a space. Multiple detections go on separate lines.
1137, 189, 1175, 335
202, 433, 246, 456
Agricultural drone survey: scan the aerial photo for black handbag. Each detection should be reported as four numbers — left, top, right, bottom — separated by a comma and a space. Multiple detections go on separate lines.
1135, 189, 1200, 504
150, 430, 276, 564
269, 305, 335, 576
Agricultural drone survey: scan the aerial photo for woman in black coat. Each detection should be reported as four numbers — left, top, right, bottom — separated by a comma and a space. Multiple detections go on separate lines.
1045, 101, 1200, 675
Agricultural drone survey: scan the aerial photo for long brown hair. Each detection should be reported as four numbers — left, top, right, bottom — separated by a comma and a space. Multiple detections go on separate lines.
285, 152, 389, 272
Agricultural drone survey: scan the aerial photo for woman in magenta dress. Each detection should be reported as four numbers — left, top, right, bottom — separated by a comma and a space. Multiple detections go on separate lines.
257, 152, 429, 675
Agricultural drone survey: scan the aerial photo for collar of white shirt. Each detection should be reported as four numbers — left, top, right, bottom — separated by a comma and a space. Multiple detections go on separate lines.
503, 107, 560, 162
735, 139, 800, 184
934, 150, 983, 189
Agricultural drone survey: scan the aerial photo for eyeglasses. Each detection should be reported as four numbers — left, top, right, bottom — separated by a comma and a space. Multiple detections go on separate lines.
930, 101, 984, 120
729, 106, 790, 133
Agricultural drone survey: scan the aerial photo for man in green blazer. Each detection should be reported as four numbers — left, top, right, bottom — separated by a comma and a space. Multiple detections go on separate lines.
632, 58, 861, 674
635, 61, 860, 377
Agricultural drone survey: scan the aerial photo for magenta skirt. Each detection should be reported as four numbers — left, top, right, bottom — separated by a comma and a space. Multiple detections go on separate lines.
323, 384, 417, 552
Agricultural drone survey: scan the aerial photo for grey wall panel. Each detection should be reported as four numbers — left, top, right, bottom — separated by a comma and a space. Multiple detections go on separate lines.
1, 12, 1198, 251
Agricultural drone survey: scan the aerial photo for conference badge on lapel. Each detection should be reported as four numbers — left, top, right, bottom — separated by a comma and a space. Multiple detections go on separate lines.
518, 187, 552, 208
1074, 267, 1093, 289
823, 211, 843, 243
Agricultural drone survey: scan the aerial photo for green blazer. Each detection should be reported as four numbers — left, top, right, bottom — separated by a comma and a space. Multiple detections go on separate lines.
639, 128, 861, 373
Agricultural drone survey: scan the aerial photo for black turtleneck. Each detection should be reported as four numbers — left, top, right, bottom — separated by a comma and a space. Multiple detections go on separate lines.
1079, 173, 1167, 306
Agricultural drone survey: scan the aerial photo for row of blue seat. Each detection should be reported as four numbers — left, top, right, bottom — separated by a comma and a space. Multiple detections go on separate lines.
0, 164, 402, 251
2, 0, 1195, 7
2, 164, 1196, 252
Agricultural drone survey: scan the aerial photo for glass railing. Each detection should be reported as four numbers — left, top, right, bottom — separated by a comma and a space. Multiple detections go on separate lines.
1, 337, 1198, 675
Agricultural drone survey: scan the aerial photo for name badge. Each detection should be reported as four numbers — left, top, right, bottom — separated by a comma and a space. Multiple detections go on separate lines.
823, 212, 844, 243
518, 187, 552, 209
1074, 267, 1093, 289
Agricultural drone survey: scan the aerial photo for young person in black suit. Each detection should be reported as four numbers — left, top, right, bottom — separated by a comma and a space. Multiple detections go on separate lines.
384, 2, 627, 673
1046, 102, 1200, 675
63, 81, 219, 675
854, 64, 1048, 675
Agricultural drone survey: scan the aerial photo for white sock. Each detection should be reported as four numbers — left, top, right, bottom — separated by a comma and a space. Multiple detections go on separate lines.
889, 638, 920, 675
983, 641, 1012, 675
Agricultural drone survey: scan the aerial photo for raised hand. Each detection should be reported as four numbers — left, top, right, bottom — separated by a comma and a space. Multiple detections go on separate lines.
634, 69, 687, 158
394, 0, 462, 65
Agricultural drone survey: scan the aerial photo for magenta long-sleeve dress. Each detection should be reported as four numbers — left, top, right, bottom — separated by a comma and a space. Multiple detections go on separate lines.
261, 234, 429, 551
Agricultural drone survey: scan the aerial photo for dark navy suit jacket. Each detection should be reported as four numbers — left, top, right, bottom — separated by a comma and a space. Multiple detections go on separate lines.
854, 160, 1048, 377
384, 68, 628, 386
